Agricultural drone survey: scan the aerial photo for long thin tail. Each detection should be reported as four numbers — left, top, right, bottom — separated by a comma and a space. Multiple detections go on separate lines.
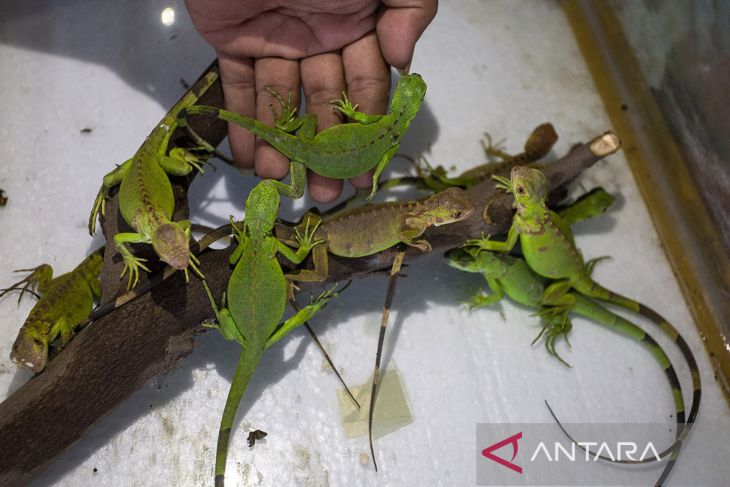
638, 303, 701, 486
368, 249, 406, 472
548, 295, 685, 466
289, 299, 360, 410
572, 279, 701, 484
179, 105, 300, 155
215, 346, 263, 487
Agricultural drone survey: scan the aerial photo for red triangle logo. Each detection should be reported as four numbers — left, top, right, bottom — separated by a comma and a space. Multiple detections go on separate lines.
482, 432, 523, 474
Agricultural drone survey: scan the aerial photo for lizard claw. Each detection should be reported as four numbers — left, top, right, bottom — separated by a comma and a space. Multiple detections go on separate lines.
0, 264, 51, 304
491, 174, 513, 194
331, 92, 358, 118
266, 88, 299, 131
120, 256, 150, 290
480, 132, 508, 161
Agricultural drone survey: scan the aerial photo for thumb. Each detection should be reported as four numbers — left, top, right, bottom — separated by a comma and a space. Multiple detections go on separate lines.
376, 0, 437, 71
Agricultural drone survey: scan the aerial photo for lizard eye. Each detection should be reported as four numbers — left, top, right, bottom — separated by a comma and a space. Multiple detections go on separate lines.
516, 186, 525, 195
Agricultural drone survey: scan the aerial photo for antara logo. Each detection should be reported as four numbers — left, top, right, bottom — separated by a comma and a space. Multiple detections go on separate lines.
481, 432, 523, 474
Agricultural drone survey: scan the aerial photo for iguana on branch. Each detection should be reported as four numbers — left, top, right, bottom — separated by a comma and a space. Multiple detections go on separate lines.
178, 74, 427, 201
281, 187, 475, 284
88, 71, 219, 289
467, 166, 701, 486
0, 249, 103, 372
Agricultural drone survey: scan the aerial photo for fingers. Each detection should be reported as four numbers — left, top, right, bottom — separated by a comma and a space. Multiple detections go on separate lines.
342, 31, 391, 190
217, 53, 256, 169
378, 0, 438, 71
254, 57, 300, 179
301, 52, 347, 202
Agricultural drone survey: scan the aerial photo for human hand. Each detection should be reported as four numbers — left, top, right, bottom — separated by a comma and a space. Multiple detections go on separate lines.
184, 0, 437, 202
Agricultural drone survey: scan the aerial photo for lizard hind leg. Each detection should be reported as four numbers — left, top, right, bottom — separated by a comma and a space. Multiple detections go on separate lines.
532, 312, 573, 367
0, 264, 53, 304
89, 158, 132, 235
365, 146, 400, 202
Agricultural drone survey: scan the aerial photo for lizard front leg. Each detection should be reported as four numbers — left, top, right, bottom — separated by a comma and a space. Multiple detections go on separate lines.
113, 232, 151, 289
177, 219, 205, 281
399, 216, 432, 252
465, 222, 520, 253
467, 277, 506, 310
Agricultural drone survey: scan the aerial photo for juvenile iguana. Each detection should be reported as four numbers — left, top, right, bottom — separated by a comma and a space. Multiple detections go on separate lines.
467, 166, 701, 486
281, 187, 475, 283
178, 74, 427, 201
88, 70, 219, 289
0, 249, 104, 372
202, 179, 343, 486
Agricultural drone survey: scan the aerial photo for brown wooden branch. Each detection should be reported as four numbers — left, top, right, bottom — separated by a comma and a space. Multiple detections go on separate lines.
0, 57, 620, 484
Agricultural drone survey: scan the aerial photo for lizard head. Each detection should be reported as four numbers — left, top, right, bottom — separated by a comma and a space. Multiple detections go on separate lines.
11, 327, 48, 373
444, 246, 508, 278
390, 73, 427, 122
424, 187, 475, 226
244, 181, 279, 235
152, 223, 190, 270
510, 166, 548, 208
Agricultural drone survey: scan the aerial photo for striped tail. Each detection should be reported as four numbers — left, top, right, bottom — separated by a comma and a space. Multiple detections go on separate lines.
573, 278, 701, 485
638, 303, 701, 487
549, 295, 686, 470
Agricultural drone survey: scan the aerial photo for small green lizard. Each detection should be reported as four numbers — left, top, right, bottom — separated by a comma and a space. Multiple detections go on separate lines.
467, 166, 700, 486
0, 249, 104, 372
178, 74, 427, 201
88, 70, 219, 289
203, 178, 345, 486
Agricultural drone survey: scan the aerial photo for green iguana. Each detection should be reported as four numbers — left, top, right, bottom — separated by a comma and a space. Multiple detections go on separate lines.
0, 249, 104, 372
202, 179, 343, 487
467, 166, 701, 486
88, 70, 219, 289
1, 223, 233, 373
178, 74, 427, 201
